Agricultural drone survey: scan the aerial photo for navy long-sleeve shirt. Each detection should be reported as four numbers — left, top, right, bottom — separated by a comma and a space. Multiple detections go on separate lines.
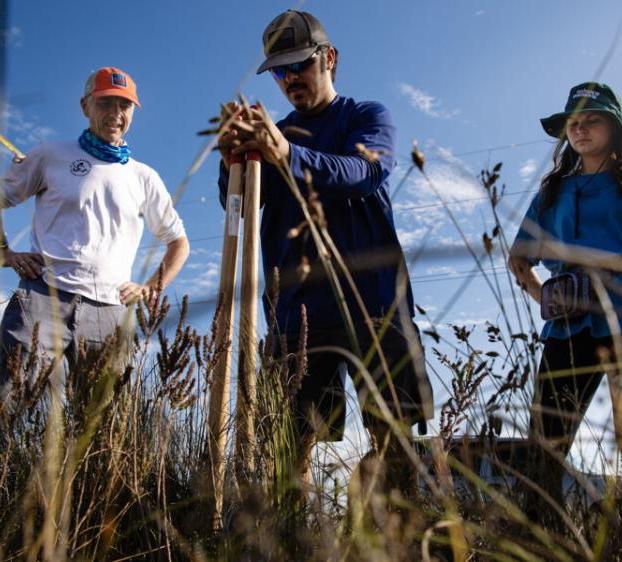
219, 95, 414, 336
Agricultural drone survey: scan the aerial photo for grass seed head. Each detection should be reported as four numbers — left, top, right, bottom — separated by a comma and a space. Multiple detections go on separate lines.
411, 139, 425, 172
297, 255, 311, 283
355, 142, 385, 163
282, 125, 313, 138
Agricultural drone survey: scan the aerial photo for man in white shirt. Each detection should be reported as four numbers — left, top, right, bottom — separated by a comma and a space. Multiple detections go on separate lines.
0, 66, 189, 375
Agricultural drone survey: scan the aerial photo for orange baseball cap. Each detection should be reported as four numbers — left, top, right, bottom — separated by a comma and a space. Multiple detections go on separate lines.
83, 67, 141, 107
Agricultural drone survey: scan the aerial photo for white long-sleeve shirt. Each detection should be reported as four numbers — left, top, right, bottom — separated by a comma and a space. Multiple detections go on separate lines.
2, 140, 186, 304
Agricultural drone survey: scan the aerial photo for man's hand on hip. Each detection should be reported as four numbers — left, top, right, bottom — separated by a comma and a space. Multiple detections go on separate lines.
119, 281, 158, 306
2, 250, 44, 279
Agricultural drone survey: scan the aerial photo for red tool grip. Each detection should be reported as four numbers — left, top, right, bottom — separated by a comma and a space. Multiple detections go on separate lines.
229, 153, 244, 165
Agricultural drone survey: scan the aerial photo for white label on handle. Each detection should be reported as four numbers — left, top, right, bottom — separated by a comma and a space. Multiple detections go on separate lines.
227, 194, 242, 236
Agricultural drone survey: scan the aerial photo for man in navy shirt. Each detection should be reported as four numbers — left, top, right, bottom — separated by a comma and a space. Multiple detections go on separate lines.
219, 10, 432, 501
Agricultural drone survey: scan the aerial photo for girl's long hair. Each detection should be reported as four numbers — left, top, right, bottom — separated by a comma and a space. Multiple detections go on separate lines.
539, 115, 622, 211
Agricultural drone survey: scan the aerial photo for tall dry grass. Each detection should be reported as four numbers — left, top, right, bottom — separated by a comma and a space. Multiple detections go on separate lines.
1, 107, 622, 559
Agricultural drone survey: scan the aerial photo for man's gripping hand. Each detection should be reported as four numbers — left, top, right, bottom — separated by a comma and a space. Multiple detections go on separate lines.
218, 102, 254, 170
220, 102, 290, 167
2, 250, 44, 279
230, 103, 290, 165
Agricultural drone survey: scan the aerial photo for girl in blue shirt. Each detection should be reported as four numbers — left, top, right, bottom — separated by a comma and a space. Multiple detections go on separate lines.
509, 82, 622, 521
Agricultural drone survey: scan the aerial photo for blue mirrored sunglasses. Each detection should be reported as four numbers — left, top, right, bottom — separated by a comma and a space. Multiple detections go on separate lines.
269, 51, 319, 80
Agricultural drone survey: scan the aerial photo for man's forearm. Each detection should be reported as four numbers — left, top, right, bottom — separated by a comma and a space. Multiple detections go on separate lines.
289, 144, 386, 198
146, 236, 190, 290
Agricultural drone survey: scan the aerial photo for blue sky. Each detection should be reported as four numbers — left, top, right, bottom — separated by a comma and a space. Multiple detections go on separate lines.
4, 0, 622, 470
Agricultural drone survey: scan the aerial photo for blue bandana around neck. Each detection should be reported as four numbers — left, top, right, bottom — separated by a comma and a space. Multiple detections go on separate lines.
79, 129, 131, 164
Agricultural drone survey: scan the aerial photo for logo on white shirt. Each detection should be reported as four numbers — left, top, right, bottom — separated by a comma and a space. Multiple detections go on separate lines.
70, 159, 92, 176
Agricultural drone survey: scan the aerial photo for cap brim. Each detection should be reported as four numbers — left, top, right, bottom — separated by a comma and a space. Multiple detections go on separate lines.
539, 108, 618, 138
91, 89, 141, 108
256, 46, 318, 74
540, 112, 569, 138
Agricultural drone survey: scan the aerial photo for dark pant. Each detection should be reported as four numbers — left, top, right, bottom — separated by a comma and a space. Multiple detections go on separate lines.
279, 320, 432, 442
527, 329, 610, 506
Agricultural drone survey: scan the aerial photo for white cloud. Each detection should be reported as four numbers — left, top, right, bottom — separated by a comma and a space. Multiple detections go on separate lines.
519, 158, 537, 182
398, 83, 459, 119
190, 247, 220, 258
396, 226, 431, 249
581, 49, 598, 58
412, 154, 482, 207
0, 290, 8, 317
267, 109, 280, 121
394, 145, 483, 213
136, 246, 166, 271
450, 315, 494, 326
391, 145, 490, 259
185, 262, 208, 270
3, 27, 23, 47
179, 260, 220, 296
419, 318, 497, 333
390, 143, 514, 277
4, 104, 55, 147
435, 146, 462, 165
424, 265, 459, 276
475, 10, 485, 16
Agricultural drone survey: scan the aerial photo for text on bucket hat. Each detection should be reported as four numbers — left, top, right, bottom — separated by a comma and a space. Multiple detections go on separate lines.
540, 82, 622, 138
83, 67, 141, 107
257, 10, 330, 75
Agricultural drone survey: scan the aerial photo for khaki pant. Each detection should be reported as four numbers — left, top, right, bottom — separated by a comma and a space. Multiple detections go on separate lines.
0, 277, 131, 383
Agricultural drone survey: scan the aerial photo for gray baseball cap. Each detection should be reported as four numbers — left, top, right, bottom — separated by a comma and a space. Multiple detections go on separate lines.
257, 10, 330, 74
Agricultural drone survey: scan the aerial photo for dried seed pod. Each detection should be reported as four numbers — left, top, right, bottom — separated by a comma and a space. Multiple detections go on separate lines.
303, 168, 313, 186
197, 127, 221, 136
297, 256, 311, 283
411, 140, 425, 172
220, 103, 236, 117
355, 142, 383, 163
290, 304, 308, 397
237, 93, 255, 122
482, 232, 493, 255
287, 221, 307, 239
282, 125, 313, 138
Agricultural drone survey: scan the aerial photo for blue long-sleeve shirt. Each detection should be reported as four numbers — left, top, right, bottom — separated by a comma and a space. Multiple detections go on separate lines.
513, 172, 622, 339
219, 95, 414, 336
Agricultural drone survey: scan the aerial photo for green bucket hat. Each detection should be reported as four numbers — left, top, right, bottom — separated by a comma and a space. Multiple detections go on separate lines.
540, 82, 622, 138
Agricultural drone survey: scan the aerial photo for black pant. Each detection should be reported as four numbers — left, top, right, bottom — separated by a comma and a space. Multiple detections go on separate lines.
278, 321, 431, 442
528, 329, 611, 505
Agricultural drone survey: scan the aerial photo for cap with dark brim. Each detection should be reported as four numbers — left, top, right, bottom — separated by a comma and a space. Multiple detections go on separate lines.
540, 82, 622, 138
540, 108, 619, 138
257, 10, 330, 74
257, 45, 321, 74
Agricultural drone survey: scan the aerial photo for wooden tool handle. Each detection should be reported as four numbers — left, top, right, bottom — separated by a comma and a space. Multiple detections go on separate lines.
206, 157, 244, 528
234, 151, 262, 483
